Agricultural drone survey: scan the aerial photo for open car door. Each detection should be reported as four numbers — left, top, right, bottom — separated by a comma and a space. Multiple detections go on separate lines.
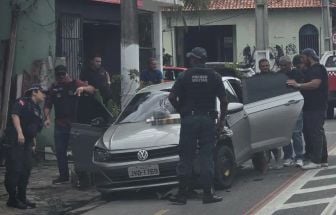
69, 95, 114, 175
242, 73, 304, 153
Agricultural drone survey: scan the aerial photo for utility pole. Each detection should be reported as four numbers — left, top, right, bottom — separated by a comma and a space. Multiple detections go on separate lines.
322, 0, 332, 52
120, 0, 139, 109
0, 4, 19, 137
255, 0, 269, 73
255, 0, 269, 50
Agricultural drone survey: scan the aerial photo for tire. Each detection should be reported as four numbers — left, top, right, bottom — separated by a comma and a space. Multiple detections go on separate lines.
252, 151, 268, 173
327, 104, 334, 119
214, 145, 236, 189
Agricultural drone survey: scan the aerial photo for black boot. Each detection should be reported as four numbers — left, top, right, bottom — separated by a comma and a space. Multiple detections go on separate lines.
23, 199, 36, 208
169, 178, 188, 205
7, 198, 27, 209
202, 189, 223, 204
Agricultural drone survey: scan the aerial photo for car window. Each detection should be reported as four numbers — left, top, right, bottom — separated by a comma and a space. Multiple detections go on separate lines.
228, 79, 243, 103
325, 56, 336, 68
117, 91, 176, 123
76, 96, 113, 125
242, 73, 296, 104
224, 81, 239, 103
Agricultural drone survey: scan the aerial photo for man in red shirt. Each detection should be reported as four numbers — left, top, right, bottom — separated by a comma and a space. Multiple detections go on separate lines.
44, 65, 95, 184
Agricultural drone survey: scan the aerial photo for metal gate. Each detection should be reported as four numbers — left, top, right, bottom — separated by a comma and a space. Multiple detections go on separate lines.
57, 14, 83, 79
299, 24, 319, 55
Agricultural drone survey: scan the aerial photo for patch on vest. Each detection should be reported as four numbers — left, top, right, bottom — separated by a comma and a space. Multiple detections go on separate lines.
192, 75, 208, 83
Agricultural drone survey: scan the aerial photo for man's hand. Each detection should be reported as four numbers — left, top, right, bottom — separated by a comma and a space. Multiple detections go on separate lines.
75, 87, 85, 96
44, 118, 51, 128
18, 132, 25, 145
32, 138, 37, 153
286, 79, 299, 89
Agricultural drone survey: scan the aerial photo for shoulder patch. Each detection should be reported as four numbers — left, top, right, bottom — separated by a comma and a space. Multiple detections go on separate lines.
18, 99, 25, 106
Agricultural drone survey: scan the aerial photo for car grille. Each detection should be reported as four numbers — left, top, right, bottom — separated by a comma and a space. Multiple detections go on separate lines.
107, 146, 179, 162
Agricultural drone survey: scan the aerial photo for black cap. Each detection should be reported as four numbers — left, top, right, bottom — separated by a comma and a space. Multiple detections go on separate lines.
186, 47, 207, 60
301, 48, 319, 61
55, 65, 67, 75
24, 84, 48, 95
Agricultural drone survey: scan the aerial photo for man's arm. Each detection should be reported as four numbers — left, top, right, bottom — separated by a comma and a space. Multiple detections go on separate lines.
12, 114, 25, 144
287, 79, 321, 90
44, 107, 52, 128
75, 81, 95, 96
168, 91, 180, 113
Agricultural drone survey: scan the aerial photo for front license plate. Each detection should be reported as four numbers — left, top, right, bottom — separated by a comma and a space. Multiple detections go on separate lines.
128, 164, 160, 178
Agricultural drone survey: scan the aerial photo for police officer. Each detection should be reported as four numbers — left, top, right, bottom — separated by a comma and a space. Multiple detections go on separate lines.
168, 47, 228, 204
4, 84, 46, 209
44, 65, 95, 184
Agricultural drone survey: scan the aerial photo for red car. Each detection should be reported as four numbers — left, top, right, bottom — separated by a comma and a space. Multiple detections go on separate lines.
163, 66, 187, 82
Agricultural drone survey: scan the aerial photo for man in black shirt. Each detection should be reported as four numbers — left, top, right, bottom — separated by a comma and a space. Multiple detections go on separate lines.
168, 47, 228, 204
287, 48, 328, 169
80, 55, 112, 103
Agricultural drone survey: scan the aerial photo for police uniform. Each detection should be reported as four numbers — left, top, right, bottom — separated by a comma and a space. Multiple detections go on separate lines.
45, 79, 87, 182
4, 96, 43, 208
169, 47, 227, 204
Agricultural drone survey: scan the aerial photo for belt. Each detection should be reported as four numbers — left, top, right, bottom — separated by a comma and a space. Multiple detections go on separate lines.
182, 110, 218, 118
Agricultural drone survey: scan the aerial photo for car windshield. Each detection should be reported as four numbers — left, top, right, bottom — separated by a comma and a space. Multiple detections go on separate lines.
117, 91, 176, 123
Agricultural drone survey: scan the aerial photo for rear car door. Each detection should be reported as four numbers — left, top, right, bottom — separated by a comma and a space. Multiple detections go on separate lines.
242, 73, 303, 153
69, 95, 114, 173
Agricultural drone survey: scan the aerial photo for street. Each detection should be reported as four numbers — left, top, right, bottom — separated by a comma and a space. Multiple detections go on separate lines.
70, 120, 336, 215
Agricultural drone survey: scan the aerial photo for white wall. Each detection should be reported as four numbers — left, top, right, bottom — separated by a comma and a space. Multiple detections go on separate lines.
162, 8, 323, 63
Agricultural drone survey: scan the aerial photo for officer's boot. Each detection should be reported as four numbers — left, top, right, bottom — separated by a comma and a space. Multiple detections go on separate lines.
202, 188, 223, 204
18, 179, 36, 208
169, 178, 188, 205
6, 192, 27, 210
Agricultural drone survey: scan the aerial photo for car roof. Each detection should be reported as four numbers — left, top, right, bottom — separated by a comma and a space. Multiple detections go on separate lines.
137, 76, 239, 94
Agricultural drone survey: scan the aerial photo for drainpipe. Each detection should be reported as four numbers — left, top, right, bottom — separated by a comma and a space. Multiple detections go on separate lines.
0, 4, 19, 137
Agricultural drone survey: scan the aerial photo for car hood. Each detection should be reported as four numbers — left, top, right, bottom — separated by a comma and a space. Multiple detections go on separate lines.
102, 122, 180, 151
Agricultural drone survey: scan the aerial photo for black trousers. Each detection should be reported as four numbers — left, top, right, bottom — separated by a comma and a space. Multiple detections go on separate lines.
177, 115, 216, 193
303, 111, 328, 164
4, 139, 33, 202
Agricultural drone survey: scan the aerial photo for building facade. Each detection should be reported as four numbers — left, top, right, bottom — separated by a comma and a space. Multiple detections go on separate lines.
162, 0, 333, 66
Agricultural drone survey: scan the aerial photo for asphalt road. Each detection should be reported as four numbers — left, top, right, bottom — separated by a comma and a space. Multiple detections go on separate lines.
69, 120, 336, 215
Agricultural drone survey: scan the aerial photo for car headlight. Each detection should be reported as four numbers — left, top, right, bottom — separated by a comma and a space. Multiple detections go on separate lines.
93, 147, 110, 162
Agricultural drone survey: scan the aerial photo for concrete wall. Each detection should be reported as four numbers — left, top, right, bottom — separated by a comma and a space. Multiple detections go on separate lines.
162, 8, 323, 63
0, 0, 56, 146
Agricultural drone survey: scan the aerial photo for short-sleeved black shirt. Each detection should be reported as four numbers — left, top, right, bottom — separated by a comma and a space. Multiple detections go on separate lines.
10, 97, 43, 138
171, 65, 226, 115
301, 63, 328, 111
286, 68, 305, 83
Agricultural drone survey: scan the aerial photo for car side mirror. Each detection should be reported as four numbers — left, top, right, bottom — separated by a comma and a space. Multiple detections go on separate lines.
227, 103, 244, 114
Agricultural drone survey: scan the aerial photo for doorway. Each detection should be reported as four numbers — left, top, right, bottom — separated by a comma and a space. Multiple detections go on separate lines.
83, 23, 121, 76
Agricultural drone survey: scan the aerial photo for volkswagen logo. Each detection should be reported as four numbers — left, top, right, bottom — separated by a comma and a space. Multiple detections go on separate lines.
137, 149, 149, 161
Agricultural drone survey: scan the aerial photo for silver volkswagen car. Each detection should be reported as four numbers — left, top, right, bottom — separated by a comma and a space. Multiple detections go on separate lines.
70, 73, 303, 195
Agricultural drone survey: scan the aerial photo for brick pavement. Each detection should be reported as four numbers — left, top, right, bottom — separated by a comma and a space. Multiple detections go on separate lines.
0, 161, 100, 215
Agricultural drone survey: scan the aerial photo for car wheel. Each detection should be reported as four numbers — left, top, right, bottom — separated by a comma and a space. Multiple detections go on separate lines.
252, 151, 268, 173
214, 145, 236, 189
327, 104, 334, 119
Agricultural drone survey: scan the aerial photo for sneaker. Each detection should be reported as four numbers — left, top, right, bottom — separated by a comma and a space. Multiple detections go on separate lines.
283, 159, 294, 167
52, 176, 69, 184
321, 163, 329, 168
202, 194, 223, 204
295, 159, 304, 168
301, 162, 321, 170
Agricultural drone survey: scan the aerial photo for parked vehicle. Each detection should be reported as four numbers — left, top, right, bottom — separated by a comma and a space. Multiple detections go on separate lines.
320, 51, 336, 119
162, 66, 187, 82
69, 73, 303, 195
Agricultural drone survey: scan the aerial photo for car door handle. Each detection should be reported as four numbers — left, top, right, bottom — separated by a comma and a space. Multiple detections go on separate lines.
285, 100, 300, 106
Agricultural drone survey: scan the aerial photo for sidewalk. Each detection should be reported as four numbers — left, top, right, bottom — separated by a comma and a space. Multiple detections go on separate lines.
0, 161, 100, 215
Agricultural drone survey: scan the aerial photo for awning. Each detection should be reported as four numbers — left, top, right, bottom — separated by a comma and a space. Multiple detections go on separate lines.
92, 0, 144, 7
